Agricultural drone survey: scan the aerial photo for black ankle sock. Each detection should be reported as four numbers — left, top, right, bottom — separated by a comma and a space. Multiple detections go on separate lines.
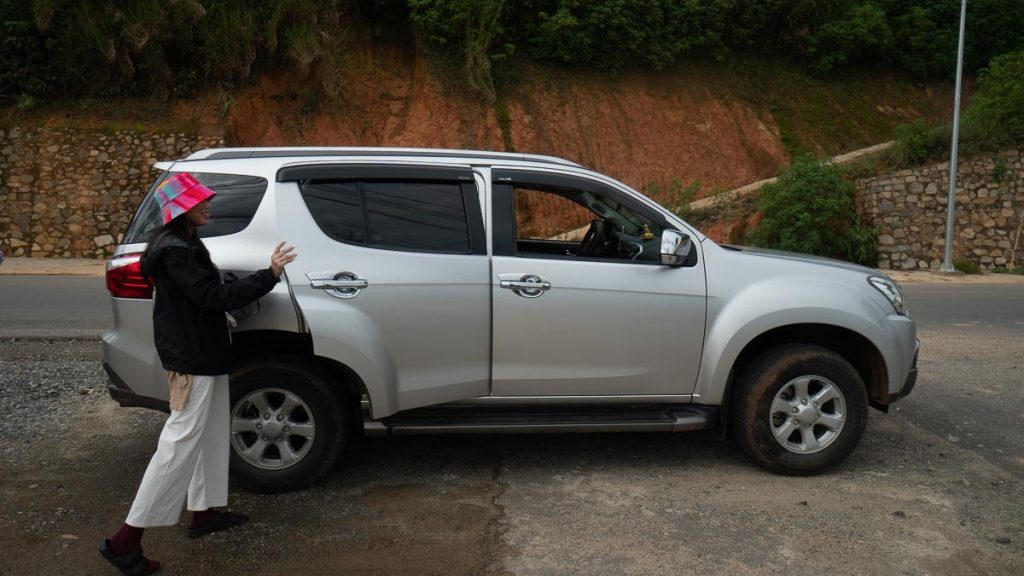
189, 509, 215, 529
109, 523, 144, 556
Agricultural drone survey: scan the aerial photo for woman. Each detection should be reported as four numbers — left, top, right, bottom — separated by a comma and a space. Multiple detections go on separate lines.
100, 172, 296, 575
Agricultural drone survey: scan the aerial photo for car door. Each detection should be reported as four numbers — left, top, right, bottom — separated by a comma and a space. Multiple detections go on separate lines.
490, 168, 706, 397
275, 163, 491, 416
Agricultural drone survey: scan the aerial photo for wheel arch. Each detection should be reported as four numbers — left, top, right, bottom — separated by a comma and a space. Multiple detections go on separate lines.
707, 323, 889, 439
232, 329, 368, 411
728, 323, 888, 407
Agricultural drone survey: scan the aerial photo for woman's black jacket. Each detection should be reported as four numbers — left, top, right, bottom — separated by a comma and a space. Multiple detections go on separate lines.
140, 231, 279, 375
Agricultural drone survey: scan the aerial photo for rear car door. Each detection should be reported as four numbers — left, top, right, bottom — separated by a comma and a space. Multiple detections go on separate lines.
104, 169, 283, 405
275, 164, 491, 416
490, 168, 707, 397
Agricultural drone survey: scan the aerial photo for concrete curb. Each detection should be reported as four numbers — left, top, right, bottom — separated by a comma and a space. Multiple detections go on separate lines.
687, 141, 894, 212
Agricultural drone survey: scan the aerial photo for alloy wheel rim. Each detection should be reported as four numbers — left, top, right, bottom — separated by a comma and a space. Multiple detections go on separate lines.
231, 387, 315, 470
769, 375, 846, 454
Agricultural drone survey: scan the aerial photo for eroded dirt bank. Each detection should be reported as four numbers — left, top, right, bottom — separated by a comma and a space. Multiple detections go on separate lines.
225, 30, 950, 206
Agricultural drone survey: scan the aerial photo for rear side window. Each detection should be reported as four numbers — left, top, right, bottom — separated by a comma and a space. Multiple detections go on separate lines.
122, 172, 268, 243
300, 180, 472, 254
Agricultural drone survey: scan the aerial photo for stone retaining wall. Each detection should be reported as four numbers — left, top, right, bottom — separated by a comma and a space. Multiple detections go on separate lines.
0, 127, 223, 258
855, 150, 1024, 270
2, 125, 1022, 270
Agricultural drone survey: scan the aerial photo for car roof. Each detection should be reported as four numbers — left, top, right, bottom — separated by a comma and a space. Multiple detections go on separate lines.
180, 147, 583, 168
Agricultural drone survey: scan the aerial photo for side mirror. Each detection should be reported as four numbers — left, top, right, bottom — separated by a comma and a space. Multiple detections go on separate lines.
661, 229, 692, 267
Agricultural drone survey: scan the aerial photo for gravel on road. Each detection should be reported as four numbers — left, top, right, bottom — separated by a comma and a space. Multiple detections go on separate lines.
0, 339, 1021, 576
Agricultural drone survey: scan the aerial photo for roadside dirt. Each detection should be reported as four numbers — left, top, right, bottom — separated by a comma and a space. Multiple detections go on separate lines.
0, 340, 1021, 575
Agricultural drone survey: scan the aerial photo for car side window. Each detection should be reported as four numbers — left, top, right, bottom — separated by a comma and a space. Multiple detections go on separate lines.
123, 172, 268, 243
300, 179, 472, 254
514, 187, 595, 241
499, 178, 666, 264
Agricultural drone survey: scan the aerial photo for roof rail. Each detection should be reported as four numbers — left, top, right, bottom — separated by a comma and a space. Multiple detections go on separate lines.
182, 147, 582, 167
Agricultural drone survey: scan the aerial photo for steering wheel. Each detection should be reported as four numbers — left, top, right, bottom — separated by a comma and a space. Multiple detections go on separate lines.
577, 220, 606, 257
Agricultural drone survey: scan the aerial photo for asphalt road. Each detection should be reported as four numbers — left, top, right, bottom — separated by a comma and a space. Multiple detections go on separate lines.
906, 283, 1024, 332
0, 277, 1021, 574
1, 277, 1022, 472
2, 276, 1022, 474
0, 275, 109, 338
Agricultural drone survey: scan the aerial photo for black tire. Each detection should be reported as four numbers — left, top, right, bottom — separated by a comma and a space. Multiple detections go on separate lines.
730, 344, 868, 475
229, 359, 347, 492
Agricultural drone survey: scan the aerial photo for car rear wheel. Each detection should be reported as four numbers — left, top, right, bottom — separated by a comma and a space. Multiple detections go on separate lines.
731, 344, 868, 475
229, 359, 347, 492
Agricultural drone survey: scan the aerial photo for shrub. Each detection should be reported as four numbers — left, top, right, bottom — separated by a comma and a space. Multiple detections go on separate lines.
888, 119, 949, 166
961, 50, 1024, 150
885, 49, 1024, 167
953, 258, 981, 274
747, 159, 878, 266
407, 0, 509, 101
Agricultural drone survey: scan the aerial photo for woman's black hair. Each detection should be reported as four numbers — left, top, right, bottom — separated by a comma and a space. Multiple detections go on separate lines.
140, 215, 210, 278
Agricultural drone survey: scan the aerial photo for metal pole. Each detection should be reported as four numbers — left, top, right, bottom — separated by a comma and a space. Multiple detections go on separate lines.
940, 0, 968, 273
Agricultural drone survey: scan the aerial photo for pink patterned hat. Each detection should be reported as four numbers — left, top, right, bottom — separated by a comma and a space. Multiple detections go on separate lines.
155, 173, 216, 225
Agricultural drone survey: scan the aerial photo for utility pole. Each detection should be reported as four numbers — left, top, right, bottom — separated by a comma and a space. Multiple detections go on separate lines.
940, 0, 968, 273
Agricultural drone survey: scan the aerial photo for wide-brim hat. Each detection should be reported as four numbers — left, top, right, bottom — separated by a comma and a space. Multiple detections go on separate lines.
156, 172, 217, 225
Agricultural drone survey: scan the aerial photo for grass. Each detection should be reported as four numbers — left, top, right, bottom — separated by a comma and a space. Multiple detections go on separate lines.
953, 258, 982, 274
721, 56, 953, 158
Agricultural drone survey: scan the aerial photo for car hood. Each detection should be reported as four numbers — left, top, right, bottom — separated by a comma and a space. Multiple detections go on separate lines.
720, 244, 881, 277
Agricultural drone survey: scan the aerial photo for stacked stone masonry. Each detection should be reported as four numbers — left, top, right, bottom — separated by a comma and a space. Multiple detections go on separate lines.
855, 149, 1024, 270
2, 125, 1022, 269
1, 127, 223, 258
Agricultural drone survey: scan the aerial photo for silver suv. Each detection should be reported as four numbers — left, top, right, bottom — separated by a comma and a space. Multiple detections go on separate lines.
104, 147, 919, 491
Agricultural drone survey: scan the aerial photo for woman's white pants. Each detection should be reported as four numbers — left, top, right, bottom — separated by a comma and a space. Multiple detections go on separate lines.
125, 374, 230, 528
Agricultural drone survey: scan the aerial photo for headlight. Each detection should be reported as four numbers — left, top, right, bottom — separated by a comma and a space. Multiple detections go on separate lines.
868, 275, 907, 315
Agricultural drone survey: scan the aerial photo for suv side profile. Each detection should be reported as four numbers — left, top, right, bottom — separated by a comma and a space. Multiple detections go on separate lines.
104, 147, 918, 491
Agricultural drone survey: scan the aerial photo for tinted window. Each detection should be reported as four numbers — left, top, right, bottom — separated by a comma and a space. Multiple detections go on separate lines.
123, 172, 268, 243
297, 181, 364, 243
300, 180, 470, 254
364, 182, 468, 252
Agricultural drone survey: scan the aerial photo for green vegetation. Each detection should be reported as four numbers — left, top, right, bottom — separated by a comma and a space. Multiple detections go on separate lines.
746, 159, 878, 265
885, 49, 1024, 168
3, 1, 1023, 106
961, 50, 1024, 151
645, 177, 699, 205
0, 0, 348, 102
402, 0, 1024, 99
953, 258, 982, 274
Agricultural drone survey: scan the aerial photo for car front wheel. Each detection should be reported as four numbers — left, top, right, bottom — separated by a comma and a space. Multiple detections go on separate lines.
229, 359, 347, 492
731, 344, 868, 475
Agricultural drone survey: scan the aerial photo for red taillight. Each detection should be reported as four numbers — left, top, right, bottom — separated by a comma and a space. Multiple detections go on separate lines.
106, 253, 154, 299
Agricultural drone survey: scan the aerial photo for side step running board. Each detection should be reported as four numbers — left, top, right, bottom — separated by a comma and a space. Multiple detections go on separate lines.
364, 406, 715, 436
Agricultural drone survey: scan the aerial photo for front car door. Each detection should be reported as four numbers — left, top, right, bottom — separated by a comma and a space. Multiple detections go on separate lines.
276, 163, 491, 416
490, 168, 706, 397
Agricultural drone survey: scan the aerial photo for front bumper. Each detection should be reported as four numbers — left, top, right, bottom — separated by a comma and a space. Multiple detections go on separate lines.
103, 362, 170, 413
888, 338, 919, 403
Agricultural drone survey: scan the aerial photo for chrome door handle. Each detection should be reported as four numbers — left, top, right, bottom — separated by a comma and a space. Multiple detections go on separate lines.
499, 274, 551, 298
310, 278, 368, 289
306, 271, 368, 299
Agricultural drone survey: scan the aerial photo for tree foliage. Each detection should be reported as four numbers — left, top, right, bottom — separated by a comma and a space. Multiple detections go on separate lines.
0, 0, 347, 102
747, 160, 878, 265
962, 50, 1024, 149
3, 0, 1023, 103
